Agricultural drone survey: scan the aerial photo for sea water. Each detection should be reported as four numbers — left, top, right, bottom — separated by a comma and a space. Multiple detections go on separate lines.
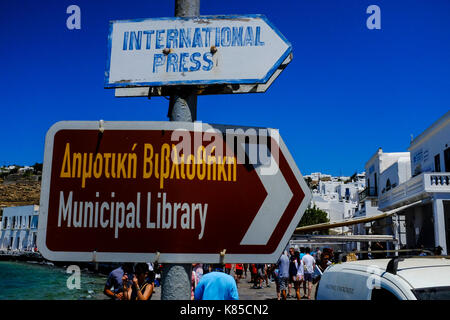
0, 261, 108, 300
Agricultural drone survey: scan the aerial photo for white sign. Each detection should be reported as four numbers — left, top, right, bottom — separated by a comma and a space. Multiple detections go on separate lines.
105, 15, 292, 88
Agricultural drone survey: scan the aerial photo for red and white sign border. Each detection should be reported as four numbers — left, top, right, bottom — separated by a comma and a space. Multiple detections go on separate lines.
38, 121, 311, 263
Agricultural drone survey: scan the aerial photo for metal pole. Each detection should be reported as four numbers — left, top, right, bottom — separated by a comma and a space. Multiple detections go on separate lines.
167, 0, 199, 122
160, 0, 200, 300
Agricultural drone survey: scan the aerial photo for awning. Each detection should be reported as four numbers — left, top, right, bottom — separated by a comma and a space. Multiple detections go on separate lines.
290, 234, 396, 243
294, 200, 424, 233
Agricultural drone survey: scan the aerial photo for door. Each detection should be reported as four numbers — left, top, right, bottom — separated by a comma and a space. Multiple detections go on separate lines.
374, 173, 378, 196
444, 148, 450, 172
435, 154, 441, 172
444, 201, 450, 254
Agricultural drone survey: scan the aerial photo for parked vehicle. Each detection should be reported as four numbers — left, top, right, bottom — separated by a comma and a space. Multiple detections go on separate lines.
316, 257, 450, 300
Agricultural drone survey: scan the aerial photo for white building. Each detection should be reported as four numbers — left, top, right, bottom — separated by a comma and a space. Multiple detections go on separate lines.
0, 205, 39, 252
356, 148, 411, 217
304, 172, 332, 182
351, 149, 411, 254
0, 167, 9, 174
378, 111, 450, 255
311, 174, 365, 234
354, 173, 366, 189
18, 166, 33, 174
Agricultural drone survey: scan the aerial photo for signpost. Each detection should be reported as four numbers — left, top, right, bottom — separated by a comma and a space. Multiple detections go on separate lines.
38, 121, 311, 264
38, 0, 302, 300
104, 15, 292, 93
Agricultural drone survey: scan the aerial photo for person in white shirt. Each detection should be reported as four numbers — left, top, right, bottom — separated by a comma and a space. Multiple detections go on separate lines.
294, 252, 304, 300
301, 247, 316, 299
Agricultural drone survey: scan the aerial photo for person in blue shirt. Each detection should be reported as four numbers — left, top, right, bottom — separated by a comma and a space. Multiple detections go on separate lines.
299, 247, 306, 259
277, 251, 290, 300
104, 263, 134, 300
194, 264, 239, 300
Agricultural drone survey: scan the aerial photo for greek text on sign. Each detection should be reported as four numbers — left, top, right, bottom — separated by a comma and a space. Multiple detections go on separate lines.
104, 15, 292, 88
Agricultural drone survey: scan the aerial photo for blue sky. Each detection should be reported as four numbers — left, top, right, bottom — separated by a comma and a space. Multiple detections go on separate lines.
0, 0, 449, 176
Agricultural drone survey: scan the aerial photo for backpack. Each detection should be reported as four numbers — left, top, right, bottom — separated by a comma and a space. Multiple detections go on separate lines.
289, 259, 297, 277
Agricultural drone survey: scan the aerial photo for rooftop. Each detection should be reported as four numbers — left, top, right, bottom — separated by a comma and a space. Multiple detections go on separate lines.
409, 110, 450, 150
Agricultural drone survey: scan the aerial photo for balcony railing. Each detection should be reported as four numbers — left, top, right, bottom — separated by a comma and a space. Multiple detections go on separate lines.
359, 187, 378, 202
379, 173, 450, 211
428, 173, 450, 190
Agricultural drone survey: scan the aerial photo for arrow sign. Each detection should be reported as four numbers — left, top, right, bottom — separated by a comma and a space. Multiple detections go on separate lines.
38, 121, 311, 263
104, 15, 292, 88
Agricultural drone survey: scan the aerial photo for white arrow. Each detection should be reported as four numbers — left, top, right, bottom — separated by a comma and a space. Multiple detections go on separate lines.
240, 145, 293, 246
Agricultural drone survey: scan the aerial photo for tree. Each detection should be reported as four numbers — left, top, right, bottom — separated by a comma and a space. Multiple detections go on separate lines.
297, 205, 330, 235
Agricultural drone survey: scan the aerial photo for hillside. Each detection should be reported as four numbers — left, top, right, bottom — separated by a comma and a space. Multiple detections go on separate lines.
0, 178, 41, 207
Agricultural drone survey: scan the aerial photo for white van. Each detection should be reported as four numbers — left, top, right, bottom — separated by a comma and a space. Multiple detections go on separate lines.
316, 257, 450, 300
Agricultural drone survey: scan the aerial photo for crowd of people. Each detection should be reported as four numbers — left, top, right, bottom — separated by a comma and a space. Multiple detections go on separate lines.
102, 244, 447, 301
103, 262, 240, 300
190, 246, 329, 300
272, 246, 322, 300
102, 246, 335, 301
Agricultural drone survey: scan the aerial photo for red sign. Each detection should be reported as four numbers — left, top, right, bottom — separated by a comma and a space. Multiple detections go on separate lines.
38, 121, 311, 263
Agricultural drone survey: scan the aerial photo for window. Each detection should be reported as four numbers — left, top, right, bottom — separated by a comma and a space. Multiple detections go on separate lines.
374, 173, 378, 195
445, 147, 450, 172
413, 286, 450, 300
434, 154, 441, 172
371, 288, 399, 301
31, 216, 38, 229
386, 179, 391, 191
413, 164, 422, 176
